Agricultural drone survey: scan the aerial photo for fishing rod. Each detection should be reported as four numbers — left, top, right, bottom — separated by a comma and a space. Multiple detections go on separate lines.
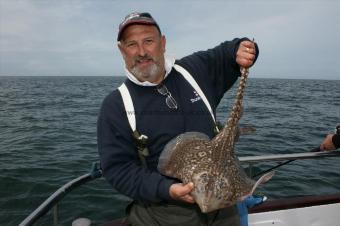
239, 148, 340, 178
250, 147, 319, 178
244, 124, 340, 178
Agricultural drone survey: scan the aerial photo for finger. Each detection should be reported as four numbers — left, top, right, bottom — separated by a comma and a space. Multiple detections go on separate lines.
245, 46, 256, 55
323, 145, 331, 151
240, 40, 254, 48
246, 47, 256, 55
181, 182, 194, 194
326, 143, 336, 151
182, 195, 195, 203
185, 182, 194, 190
238, 48, 255, 58
240, 41, 256, 55
239, 46, 255, 57
245, 52, 256, 61
175, 182, 194, 196
241, 42, 255, 52
323, 134, 336, 151
237, 58, 254, 68
322, 143, 334, 151
320, 144, 325, 151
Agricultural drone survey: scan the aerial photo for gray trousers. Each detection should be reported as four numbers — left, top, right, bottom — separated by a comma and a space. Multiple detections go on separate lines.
126, 202, 241, 226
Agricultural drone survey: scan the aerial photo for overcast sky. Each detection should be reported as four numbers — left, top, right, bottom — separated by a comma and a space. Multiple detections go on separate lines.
0, 0, 339, 79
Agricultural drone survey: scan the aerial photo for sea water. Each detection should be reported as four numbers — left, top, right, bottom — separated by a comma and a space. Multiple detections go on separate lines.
0, 76, 339, 225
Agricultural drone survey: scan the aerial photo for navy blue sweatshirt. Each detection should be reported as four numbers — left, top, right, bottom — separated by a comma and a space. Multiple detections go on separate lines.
97, 39, 259, 203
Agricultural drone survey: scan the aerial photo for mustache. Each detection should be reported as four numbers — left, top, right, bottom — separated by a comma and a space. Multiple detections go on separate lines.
133, 55, 154, 65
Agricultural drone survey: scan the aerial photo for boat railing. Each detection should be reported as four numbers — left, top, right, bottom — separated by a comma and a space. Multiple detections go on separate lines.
240, 150, 340, 178
19, 163, 102, 226
239, 150, 340, 163
19, 150, 340, 226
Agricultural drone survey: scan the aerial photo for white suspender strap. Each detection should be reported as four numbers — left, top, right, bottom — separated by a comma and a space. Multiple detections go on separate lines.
118, 65, 218, 133
118, 83, 136, 132
173, 64, 217, 125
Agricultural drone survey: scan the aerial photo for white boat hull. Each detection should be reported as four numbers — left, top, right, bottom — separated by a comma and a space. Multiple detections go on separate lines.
249, 196, 340, 226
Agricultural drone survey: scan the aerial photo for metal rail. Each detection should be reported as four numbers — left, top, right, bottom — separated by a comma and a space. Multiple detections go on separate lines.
239, 151, 340, 163
19, 163, 102, 226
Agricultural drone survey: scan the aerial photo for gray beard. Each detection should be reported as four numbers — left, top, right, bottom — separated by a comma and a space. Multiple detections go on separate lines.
131, 62, 161, 81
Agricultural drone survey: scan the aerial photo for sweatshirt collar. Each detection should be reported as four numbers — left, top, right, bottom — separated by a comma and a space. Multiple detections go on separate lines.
124, 56, 175, 87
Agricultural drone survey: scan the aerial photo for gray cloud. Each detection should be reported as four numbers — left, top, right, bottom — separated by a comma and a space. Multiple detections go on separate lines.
0, 0, 339, 79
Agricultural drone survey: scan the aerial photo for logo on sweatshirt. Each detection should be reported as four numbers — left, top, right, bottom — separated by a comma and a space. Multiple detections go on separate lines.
190, 90, 202, 103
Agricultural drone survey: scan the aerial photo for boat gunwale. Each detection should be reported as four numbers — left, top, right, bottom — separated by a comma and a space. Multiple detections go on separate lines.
249, 193, 340, 213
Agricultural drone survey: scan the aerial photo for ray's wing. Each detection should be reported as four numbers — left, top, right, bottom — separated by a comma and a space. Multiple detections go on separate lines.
157, 132, 210, 178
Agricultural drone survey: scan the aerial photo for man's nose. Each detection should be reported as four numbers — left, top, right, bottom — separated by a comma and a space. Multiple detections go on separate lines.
137, 44, 146, 56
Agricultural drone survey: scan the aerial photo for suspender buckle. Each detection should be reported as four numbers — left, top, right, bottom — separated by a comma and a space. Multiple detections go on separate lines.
132, 130, 149, 168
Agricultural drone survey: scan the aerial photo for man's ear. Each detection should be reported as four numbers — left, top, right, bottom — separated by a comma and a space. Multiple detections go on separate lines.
118, 42, 123, 53
118, 42, 126, 58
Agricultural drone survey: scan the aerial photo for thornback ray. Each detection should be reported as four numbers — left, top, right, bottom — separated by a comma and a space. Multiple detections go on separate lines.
157, 67, 275, 213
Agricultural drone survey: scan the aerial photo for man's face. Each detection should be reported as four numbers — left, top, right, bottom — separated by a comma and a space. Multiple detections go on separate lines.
118, 24, 166, 84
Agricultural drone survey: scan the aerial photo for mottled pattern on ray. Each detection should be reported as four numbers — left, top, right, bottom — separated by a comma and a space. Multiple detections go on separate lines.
158, 68, 274, 213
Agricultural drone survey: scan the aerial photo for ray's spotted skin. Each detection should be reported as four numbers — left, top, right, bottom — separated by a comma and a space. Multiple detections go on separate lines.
158, 68, 274, 213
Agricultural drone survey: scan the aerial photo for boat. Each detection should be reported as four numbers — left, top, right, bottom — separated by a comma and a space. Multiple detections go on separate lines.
248, 193, 340, 226
19, 150, 340, 226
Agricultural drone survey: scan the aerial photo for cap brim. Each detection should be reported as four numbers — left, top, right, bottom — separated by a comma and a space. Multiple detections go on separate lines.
117, 20, 157, 41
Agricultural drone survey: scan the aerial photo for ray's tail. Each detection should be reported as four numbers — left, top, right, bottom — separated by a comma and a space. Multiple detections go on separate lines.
226, 67, 249, 129
212, 67, 249, 149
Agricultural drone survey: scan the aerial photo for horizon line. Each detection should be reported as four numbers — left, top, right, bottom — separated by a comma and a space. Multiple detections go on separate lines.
0, 75, 339, 81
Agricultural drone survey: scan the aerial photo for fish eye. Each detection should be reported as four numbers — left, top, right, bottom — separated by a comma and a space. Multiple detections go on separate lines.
201, 173, 207, 178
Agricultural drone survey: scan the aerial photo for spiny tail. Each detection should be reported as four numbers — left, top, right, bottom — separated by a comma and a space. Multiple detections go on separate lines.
225, 68, 249, 129
212, 68, 249, 149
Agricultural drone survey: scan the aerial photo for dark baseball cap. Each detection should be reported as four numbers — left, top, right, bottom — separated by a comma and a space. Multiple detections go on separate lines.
117, 12, 161, 41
